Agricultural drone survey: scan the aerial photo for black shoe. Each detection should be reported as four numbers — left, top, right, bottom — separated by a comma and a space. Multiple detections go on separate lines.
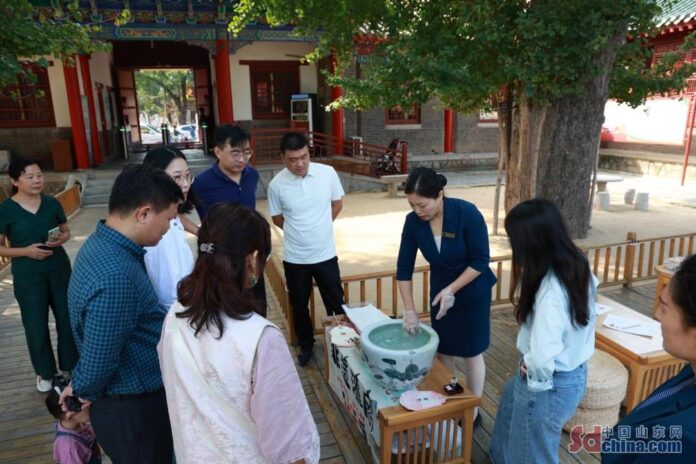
473, 411, 482, 429
458, 411, 482, 429
297, 346, 314, 367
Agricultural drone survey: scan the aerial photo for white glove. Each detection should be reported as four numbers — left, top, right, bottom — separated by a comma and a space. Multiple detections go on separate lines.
432, 286, 455, 320
402, 310, 420, 335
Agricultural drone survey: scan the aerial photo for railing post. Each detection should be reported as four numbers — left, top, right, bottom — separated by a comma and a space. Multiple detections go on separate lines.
161, 123, 170, 145
119, 126, 129, 159
400, 141, 409, 174
201, 123, 209, 155
623, 232, 638, 287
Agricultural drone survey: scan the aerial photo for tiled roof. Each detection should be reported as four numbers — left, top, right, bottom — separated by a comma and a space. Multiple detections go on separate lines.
657, 0, 696, 27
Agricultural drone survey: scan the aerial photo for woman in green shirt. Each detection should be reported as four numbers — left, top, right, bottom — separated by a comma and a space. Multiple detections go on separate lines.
0, 157, 78, 392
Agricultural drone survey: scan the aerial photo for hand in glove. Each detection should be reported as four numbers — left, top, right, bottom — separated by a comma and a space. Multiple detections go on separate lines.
432, 286, 455, 320
402, 309, 420, 335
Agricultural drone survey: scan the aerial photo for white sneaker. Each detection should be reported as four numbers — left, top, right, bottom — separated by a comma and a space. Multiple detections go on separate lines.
36, 376, 52, 393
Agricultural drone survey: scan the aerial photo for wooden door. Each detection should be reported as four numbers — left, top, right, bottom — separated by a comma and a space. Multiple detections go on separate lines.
193, 67, 211, 140
115, 67, 140, 144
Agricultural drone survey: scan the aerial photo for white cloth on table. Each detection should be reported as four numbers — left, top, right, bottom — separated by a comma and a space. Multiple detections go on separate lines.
158, 303, 320, 464
144, 217, 194, 309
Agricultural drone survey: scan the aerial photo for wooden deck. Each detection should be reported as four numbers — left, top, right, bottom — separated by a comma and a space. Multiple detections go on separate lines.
0, 207, 661, 463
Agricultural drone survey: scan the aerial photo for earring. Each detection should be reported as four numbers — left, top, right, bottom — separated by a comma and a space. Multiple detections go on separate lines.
249, 274, 259, 287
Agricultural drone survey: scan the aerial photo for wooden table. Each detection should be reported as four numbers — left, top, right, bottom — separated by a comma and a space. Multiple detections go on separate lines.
595, 295, 686, 413
652, 265, 674, 318
323, 316, 480, 464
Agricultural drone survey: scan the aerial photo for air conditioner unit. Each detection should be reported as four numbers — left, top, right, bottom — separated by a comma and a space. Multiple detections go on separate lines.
348, 136, 364, 157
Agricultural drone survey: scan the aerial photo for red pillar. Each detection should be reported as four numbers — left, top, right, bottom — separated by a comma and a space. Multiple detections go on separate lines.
63, 58, 90, 170
79, 55, 102, 165
444, 109, 454, 153
330, 53, 344, 155
215, 38, 234, 124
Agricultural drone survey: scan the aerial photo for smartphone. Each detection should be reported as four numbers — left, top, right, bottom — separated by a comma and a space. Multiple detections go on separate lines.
38, 245, 51, 250
47, 226, 61, 242
65, 395, 83, 412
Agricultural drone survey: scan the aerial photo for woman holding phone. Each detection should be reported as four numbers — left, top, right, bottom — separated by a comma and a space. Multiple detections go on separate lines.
0, 157, 78, 392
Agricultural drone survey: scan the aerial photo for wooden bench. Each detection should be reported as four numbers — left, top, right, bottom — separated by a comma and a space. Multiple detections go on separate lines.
379, 174, 408, 197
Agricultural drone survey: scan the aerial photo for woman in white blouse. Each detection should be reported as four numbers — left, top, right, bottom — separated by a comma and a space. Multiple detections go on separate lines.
490, 199, 597, 464
143, 146, 199, 309
158, 203, 319, 463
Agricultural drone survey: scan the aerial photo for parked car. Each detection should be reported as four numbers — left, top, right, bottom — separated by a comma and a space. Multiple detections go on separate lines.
140, 124, 162, 144
178, 124, 199, 141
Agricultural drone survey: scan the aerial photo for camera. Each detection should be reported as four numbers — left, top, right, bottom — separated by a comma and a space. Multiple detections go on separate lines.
52, 373, 83, 413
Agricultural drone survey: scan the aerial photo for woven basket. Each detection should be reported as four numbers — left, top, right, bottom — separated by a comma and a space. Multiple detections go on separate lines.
563, 403, 621, 433
579, 349, 628, 410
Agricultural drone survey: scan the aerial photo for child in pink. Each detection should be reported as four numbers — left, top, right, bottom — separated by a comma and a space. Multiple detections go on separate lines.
46, 388, 101, 464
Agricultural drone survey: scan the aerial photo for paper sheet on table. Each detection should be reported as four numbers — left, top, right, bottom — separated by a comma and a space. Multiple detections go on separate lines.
343, 303, 390, 333
603, 314, 660, 337
596, 303, 613, 316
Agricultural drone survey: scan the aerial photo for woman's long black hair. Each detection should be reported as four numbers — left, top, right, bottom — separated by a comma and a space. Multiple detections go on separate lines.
504, 199, 591, 327
142, 145, 199, 214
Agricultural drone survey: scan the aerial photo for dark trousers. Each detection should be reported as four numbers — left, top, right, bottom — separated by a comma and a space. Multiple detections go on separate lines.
90, 388, 173, 464
284, 256, 345, 350
13, 263, 78, 379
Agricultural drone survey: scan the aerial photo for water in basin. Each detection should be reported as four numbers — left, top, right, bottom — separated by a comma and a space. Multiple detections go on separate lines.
368, 323, 430, 350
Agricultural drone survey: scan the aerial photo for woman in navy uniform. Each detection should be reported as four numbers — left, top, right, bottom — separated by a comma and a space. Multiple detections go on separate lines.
397, 167, 495, 427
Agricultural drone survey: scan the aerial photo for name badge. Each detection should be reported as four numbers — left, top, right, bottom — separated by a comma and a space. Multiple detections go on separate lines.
443, 232, 456, 239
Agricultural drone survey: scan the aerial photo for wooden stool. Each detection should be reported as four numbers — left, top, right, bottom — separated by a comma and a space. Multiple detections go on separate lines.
564, 350, 628, 432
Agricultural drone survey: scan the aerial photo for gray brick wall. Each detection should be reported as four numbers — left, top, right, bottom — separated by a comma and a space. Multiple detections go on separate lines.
0, 127, 73, 169
344, 100, 498, 155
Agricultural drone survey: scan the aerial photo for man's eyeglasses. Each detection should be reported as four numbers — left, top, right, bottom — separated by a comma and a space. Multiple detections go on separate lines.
172, 173, 193, 186
228, 149, 253, 160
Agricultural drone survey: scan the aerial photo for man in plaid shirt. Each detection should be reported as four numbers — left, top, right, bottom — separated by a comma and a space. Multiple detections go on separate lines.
61, 164, 183, 463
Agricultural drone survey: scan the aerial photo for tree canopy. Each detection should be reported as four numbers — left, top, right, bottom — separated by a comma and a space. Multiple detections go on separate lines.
0, 0, 128, 91
231, 0, 696, 237
231, 0, 694, 112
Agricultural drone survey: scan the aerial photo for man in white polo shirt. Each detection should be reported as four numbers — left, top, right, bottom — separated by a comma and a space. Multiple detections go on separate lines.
267, 132, 346, 366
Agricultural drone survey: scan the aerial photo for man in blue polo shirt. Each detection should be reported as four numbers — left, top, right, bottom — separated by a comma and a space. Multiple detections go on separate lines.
62, 164, 183, 463
192, 124, 259, 219
191, 124, 266, 312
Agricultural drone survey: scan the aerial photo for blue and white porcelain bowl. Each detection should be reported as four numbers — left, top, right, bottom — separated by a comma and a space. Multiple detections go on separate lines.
359, 320, 439, 393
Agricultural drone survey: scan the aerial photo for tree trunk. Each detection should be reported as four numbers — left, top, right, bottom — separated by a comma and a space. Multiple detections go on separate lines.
503, 25, 627, 238
492, 85, 512, 235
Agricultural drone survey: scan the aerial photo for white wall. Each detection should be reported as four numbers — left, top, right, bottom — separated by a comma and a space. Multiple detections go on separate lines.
89, 51, 113, 88
230, 41, 318, 121
46, 58, 70, 127
604, 98, 689, 145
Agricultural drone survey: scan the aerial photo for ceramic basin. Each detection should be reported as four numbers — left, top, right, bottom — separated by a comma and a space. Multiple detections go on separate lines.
359, 320, 439, 393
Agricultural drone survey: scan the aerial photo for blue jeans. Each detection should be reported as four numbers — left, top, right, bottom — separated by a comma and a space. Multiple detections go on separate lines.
490, 362, 587, 464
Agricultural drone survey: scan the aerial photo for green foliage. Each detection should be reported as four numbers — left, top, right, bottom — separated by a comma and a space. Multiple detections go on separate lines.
230, 0, 696, 112
0, 0, 125, 91
134, 69, 193, 122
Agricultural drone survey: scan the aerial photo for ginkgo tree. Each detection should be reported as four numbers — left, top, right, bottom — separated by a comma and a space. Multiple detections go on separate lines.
231, 0, 695, 237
